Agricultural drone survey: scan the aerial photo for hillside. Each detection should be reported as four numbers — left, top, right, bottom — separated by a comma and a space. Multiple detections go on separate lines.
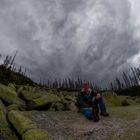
0, 65, 35, 86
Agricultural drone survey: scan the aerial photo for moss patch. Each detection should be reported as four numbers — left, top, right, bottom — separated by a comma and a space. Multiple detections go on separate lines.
8, 83, 16, 92
64, 95, 76, 102
22, 129, 52, 140
21, 90, 43, 101
0, 84, 25, 107
28, 93, 61, 109
8, 110, 38, 135
0, 100, 18, 140
7, 104, 19, 111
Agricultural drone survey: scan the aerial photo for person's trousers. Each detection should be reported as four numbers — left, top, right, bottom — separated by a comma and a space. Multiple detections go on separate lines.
80, 97, 106, 119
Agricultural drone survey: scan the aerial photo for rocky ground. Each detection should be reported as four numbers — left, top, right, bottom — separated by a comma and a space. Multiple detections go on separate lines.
0, 83, 140, 140
24, 105, 140, 140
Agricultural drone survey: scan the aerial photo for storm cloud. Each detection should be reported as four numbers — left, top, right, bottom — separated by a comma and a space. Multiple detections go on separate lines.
0, 0, 140, 87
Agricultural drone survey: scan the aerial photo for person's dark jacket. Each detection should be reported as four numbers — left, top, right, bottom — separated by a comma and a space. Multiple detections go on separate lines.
76, 88, 98, 109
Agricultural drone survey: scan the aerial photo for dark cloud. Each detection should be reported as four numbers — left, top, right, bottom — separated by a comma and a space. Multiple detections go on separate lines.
0, 0, 139, 87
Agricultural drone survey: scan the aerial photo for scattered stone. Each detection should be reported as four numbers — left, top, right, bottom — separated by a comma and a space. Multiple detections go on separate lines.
66, 102, 79, 111
121, 100, 130, 106
55, 102, 65, 111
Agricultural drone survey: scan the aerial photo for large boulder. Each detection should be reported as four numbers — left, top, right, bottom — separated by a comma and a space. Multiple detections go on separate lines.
8, 110, 38, 135
27, 93, 61, 110
8, 110, 52, 139
0, 100, 18, 140
0, 84, 26, 108
21, 90, 43, 101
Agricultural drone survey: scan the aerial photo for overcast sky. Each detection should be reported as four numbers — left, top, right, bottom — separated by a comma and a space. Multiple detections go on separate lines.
0, 0, 140, 87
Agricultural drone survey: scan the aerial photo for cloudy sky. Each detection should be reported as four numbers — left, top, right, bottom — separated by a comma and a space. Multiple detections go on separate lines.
0, 0, 140, 87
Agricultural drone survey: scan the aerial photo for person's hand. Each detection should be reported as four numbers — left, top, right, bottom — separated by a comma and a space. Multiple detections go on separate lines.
95, 93, 101, 100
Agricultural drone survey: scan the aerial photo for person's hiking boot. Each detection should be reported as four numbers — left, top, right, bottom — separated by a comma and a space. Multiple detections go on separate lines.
92, 106, 100, 122
100, 111, 109, 117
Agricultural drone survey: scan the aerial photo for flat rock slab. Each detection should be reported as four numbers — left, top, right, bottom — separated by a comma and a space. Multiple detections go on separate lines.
23, 106, 140, 140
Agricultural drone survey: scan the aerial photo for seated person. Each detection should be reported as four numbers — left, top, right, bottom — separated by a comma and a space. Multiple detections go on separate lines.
76, 80, 109, 122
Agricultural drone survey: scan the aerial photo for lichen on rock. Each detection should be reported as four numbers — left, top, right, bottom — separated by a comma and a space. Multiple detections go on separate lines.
8, 83, 16, 92
0, 100, 18, 140
54, 102, 65, 111
8, 110, 38, 135
27, 93, 61, 110
21, 90, 43, 101
7, 104, 19, 111
0, 84, 25, 108
22, 129, 52, 140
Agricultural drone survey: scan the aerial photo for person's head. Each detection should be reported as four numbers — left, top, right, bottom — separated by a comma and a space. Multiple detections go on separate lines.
82, 80, 90, 90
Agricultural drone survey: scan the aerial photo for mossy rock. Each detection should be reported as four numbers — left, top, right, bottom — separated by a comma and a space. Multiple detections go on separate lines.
21, 90, 43, 101
118, 96, 137, 106
121, 99, 130, 106
28, 93, 61, 110
59, 95, 76, 111
17, 86, 25, 97
0, 83, 17, 95
135, 97, 140, 104
0, 84, 25, 107
22, 129, 52, 140
64, 95, 76, 102
61, 95, 75, 105
0, 100, 18, 140
8, 110, 38, 135
55, 102, 65, 111
8, 83, 16, 92
7, 104, 19, 111
66, 102, 78, 111
102, 91, 121, 107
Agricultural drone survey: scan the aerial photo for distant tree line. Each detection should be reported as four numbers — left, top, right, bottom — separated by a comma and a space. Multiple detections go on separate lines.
110, 66, 140, 96
110, 67, 140, 90
39, 78, 101, 91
